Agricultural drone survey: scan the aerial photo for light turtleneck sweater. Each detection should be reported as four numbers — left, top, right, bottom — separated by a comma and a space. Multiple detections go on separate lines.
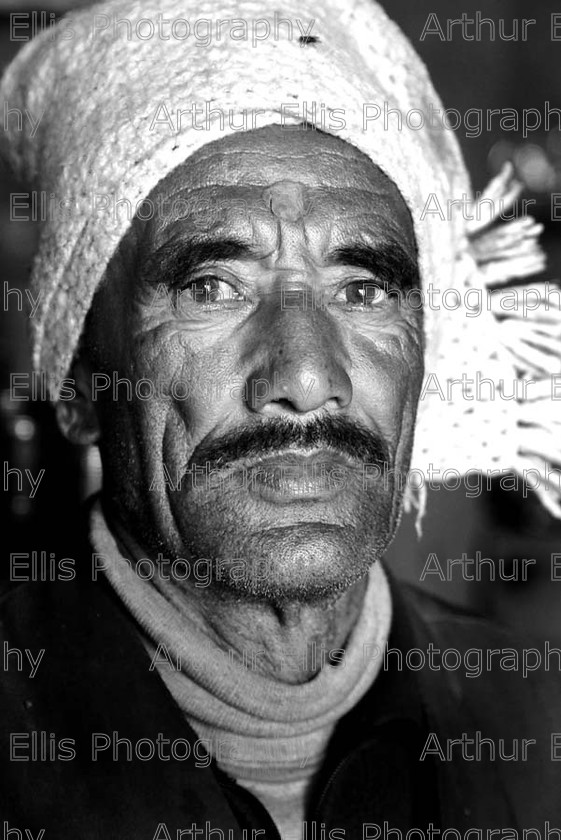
90, 502, 392, 839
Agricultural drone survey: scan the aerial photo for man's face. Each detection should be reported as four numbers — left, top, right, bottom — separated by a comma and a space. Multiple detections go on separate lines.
81, 125, 424, 604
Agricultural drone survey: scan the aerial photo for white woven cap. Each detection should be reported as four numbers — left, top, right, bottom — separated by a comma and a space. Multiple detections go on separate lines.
1, 0, 560, 515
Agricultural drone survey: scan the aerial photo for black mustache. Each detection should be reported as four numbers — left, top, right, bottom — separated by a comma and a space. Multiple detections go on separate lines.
188, 416, 391, 473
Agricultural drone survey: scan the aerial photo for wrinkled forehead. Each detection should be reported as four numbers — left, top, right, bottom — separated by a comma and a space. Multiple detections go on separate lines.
133, 125, 416, 252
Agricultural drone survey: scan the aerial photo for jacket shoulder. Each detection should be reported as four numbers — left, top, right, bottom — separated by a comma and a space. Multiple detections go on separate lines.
396, 578, 532, 647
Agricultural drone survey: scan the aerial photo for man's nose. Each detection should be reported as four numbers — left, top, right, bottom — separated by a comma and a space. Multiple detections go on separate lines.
242, 290, 353, 416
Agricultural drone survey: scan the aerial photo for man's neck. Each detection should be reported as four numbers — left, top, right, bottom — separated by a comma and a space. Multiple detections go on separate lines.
178, 578, 370, 685
105, 509, 370, 685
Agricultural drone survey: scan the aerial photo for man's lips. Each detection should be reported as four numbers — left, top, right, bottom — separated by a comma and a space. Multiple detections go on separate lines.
180, 416, 392, 504
189, 448, 366, 502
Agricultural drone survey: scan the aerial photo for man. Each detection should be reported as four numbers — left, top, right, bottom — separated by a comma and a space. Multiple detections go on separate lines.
1, 0, 560, 836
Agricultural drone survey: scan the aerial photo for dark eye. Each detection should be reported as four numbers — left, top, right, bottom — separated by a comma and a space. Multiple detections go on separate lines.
185, 275, 243, 304
338, 280, 388, 307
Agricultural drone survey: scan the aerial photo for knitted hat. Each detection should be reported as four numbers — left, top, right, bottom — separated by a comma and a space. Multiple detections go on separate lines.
1, 0, 560, 516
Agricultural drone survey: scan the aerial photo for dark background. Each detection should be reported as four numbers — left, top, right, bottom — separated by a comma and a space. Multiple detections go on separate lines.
1, 0, 560, 639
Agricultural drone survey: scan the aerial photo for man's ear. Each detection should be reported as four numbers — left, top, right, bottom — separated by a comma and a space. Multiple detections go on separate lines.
55, 353, 101, 445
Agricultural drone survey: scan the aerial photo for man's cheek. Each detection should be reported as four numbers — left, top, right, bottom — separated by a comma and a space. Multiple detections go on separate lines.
382, 321, 425, 407
357, 377, 418, 472
130, 331, 193, 398
377, 315, 423, 355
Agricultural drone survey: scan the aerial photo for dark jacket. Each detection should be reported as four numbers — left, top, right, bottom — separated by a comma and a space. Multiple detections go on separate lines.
1, 542, 560, 838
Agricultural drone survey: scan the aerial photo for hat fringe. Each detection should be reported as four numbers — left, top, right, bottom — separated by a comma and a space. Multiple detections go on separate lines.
467, 163, 561, 517
499, 316, 561, 374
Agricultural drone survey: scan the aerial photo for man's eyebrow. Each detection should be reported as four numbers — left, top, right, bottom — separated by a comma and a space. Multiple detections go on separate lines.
326, 243, 420, 291
139, 238, 259, 286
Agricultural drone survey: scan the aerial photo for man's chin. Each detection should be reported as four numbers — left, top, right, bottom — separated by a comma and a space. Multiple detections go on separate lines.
181, 521, 392, 607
